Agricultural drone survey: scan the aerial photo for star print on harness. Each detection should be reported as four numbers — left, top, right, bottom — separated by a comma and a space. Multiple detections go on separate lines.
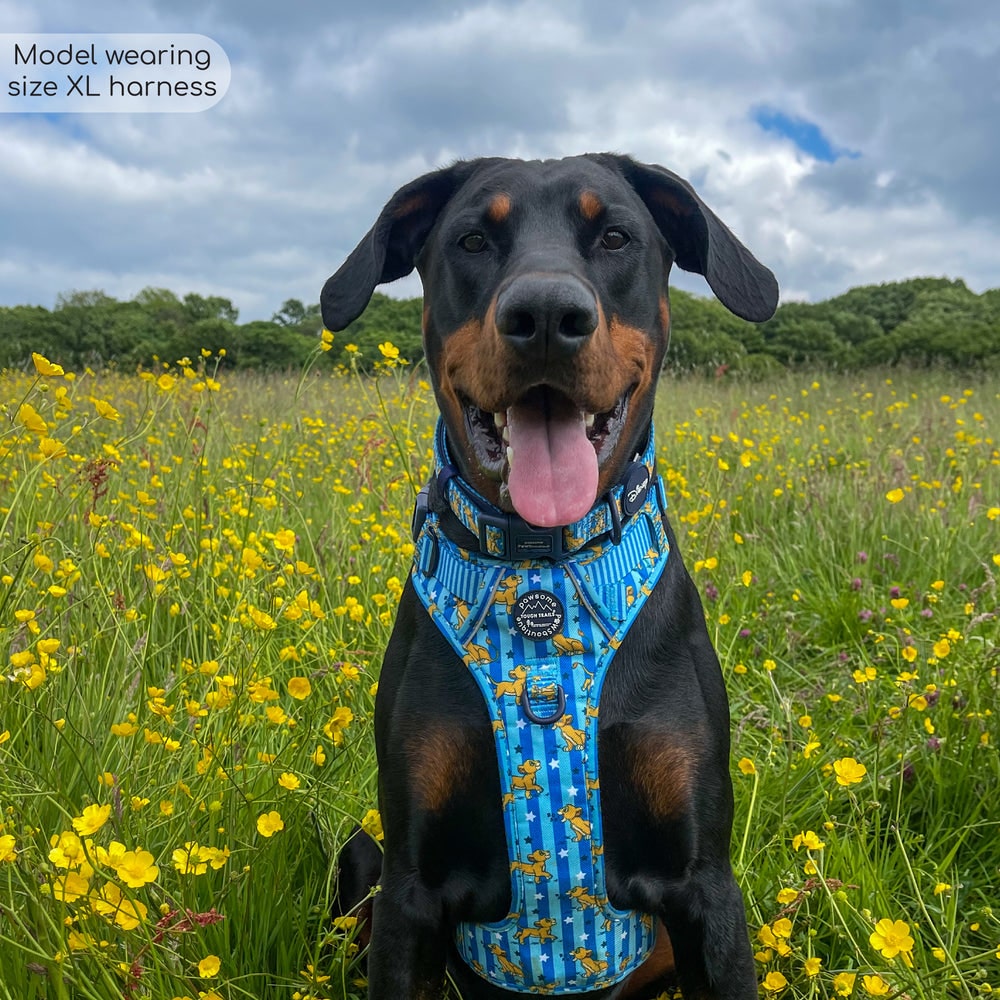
410, 418, 670, 992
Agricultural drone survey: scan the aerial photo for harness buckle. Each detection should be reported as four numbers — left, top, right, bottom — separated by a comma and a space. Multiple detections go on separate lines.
476, 511, 566, 560
411, 485, 430, 542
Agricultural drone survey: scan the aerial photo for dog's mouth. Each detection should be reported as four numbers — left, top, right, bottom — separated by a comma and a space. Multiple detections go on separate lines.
461, 385, 632, 527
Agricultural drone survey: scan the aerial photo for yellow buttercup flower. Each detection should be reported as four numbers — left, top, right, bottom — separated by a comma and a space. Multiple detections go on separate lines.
17, 402, 48, 434
832, 757, 867, 786
792, 830, 825, 851
71, 803, 111, 836
273, 528, 296, 554
361, 808, 384, 842
256, 811, 284, 837
198, 954, 221, 978
832, 971, 856, 996
91, 397, 121, 420
113, 848, 159, 888
91, 883, 146, 929
862, 973, 891, 995
761, 970, 787, 992
32, 352, 65, 377
287, 676, 312, 700
248, 606, 277, 630
869, 917, 914, 961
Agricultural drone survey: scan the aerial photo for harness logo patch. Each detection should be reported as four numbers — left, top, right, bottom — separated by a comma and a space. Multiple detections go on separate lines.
512, 590, 564, 640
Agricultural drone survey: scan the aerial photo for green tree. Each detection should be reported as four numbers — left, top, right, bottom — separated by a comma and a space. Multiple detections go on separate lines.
330, 293, 423, 369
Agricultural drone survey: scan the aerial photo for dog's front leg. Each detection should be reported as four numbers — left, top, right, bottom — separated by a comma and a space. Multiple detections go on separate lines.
367, 865, 451, 999
658, 863, 757, 1000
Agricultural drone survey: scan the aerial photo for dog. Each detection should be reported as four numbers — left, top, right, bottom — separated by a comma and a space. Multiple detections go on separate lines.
323, 154, 777, 999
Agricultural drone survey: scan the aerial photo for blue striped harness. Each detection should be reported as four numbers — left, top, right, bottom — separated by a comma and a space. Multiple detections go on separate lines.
409, 420, 670, 993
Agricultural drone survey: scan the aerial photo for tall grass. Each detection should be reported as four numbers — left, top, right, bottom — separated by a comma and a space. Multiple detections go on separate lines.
1, 351, 997, 999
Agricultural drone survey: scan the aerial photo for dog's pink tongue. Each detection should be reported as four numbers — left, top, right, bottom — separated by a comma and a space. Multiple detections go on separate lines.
506, 398, 598, 527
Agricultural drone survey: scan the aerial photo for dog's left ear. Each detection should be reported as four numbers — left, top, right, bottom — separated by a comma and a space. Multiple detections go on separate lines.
321, 160, 484, 331
598, 155, 779, 323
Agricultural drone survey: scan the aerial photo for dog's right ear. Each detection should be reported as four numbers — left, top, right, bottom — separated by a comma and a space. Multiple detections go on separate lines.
321, 162, 477, 331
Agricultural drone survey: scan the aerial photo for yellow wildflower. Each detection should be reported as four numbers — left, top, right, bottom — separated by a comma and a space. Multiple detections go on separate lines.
256, 811, 284, 837
792, 830, 825, 851
762, 970, 787, 992
862, 974, 891, 995
198, 955, 221, 978
71, 803, 111, 836
32, 352, 65, 376
832, 971, 856, 996
833, 757, 867, 786
869, 917, 914, 962
287, 676, 312, 700
361, 808, 384, 842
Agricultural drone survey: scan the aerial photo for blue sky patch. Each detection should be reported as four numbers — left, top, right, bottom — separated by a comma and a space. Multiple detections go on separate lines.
752, 106, 859, 163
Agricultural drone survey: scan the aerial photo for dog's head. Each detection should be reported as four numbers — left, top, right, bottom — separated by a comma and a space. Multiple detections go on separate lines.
321, 154, 777, 527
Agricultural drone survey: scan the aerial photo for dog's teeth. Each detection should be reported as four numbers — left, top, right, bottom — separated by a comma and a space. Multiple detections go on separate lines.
494, 411, 507, 428
506, 445, 514, 467
584, 412, 595, 429
502, 425, 510, 444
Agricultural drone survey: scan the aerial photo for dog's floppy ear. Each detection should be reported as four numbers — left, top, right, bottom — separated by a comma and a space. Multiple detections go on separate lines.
599, 155, 779, 323
320, 162, 478, 331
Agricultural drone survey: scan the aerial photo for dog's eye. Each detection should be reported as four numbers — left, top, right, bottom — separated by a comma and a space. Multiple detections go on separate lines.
600, 228, 630, 251
459, 232, 487, 253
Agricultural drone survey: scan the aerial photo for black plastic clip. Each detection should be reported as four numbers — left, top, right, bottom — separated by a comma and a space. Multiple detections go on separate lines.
477, 511, 566, 560
411, 485, 430, 542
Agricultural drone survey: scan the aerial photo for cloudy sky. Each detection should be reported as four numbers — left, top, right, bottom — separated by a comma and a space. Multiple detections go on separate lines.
1, 0, 997, 321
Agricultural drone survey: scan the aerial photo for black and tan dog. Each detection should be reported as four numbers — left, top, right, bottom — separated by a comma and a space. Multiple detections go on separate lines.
321, 154, 778, 999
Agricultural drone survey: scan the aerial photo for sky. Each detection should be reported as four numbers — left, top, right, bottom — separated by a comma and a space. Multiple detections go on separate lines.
1, 0, 998, 322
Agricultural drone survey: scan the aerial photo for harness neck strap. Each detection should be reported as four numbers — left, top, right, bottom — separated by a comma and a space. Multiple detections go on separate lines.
422, 418, 662, 561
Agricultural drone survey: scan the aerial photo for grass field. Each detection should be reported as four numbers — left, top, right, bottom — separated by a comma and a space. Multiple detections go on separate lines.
1, 347, 998, 1000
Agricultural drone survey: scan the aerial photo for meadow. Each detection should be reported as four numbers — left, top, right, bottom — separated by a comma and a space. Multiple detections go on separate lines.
0, 345, 997, 1000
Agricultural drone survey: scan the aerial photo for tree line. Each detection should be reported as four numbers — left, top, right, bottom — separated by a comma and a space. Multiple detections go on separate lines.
1, 276, 997, 376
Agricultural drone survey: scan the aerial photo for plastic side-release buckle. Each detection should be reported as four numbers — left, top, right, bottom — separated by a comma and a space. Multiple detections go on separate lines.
477, 511, 566, 560
411, 486, 429, 542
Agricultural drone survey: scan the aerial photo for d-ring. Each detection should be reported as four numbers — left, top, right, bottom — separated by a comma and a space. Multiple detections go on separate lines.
520, 685, 566, 726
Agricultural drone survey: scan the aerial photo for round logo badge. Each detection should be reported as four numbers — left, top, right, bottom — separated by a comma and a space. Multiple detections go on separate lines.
620, 462, 651, 516
512, 590, 565, 640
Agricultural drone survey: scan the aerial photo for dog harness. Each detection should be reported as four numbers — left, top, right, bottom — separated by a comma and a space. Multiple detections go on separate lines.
409, 419, 670, 993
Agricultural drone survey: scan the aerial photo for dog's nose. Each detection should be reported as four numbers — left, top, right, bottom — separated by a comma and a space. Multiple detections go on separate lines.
495, 274, 598, 360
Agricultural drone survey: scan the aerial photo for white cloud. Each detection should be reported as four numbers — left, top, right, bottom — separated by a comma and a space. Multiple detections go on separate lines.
0, 0, 997, 318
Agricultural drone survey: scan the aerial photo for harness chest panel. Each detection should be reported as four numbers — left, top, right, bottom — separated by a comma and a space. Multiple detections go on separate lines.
410, 440, 670, 993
